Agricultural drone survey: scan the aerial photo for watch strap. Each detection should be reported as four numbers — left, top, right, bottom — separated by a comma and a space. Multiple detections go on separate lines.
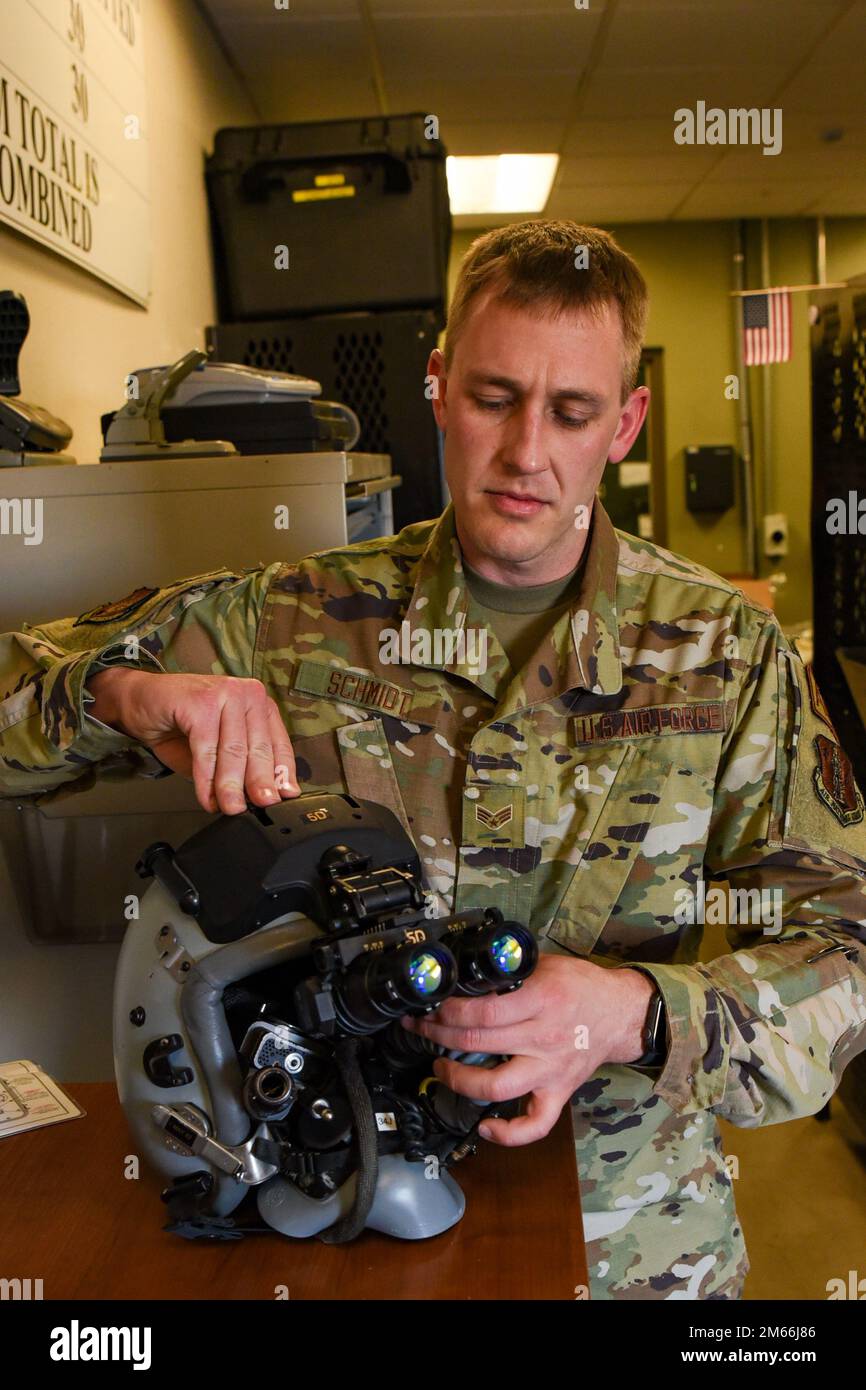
632, 985, 668, 1069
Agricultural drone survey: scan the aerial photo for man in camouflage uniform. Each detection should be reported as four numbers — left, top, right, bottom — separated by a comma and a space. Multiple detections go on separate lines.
2, 221, 865, 1300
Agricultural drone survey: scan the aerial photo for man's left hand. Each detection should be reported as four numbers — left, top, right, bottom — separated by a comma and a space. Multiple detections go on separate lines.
400, 955, 656, 1146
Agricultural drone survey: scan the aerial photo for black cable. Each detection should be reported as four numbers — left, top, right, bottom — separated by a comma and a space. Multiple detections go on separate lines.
317, 1036, 379, 1244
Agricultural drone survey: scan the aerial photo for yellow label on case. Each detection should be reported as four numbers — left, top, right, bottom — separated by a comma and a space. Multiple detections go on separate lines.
292, 185, 356, 203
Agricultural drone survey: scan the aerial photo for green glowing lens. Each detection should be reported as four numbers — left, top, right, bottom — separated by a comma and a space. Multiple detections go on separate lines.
492, 932, 523, 974
409, 950, 444, 996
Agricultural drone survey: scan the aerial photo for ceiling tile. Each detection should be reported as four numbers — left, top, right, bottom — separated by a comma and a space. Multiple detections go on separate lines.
798, 0, 866, 62
561, 117, 682, 156
709, 145, 866, 180
601, 1, 843, 69
779, 65, 866, 117
374, 12, 601, 80
674, 177, 846, 218
580, 67, 792, 119
557, 152, 721, 184
224, 19, 368, 71
256, 78, 380, 124
768, 113, 866, 150
438, 121, 565, 154
545, 182, 697, 221
386, 73, 577, 122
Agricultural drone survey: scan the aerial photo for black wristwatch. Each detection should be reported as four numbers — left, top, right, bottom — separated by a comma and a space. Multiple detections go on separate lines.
632, 984, 668, 1070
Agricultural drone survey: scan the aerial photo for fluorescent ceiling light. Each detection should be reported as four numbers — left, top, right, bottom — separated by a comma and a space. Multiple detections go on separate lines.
446, 154, 559, 215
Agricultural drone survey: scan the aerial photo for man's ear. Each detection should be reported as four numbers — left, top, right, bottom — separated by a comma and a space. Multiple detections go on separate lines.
427, 347, 447, 431
608, 386, 650, 464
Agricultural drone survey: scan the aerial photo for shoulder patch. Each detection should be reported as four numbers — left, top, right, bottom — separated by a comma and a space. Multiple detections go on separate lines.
813, 734, 864, 826
73, 586, 158, 626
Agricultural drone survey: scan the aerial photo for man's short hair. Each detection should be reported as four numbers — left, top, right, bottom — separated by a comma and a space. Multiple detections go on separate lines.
443, 219, 649, 405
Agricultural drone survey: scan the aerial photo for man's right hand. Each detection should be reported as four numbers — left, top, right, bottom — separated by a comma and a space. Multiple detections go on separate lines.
87, 668, 299, 815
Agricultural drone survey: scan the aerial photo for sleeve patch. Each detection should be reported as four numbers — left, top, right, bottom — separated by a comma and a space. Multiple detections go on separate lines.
779, 654, 866, 870
73, 587, 159, 626
813, 734, 865, 827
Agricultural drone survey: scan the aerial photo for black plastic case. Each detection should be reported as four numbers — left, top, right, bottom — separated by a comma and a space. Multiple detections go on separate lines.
205, 113, 451, 324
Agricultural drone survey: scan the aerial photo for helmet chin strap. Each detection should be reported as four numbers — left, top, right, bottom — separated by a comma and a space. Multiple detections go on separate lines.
317, 1037, 379, 1244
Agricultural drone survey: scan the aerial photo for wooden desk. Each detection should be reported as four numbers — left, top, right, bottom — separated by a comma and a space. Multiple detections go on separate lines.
0, 1083, 587, 1300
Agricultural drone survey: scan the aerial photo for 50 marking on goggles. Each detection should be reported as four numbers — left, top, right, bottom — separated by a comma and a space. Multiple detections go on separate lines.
322, 912, 538, 1031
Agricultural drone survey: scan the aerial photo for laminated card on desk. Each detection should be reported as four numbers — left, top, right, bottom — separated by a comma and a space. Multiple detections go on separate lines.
0, 1060, 86, 1139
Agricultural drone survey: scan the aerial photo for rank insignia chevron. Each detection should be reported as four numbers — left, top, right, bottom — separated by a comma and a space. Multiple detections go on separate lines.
475, 803, 514, 830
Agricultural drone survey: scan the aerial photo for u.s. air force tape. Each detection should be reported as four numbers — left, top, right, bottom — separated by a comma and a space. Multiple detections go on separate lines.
573, 701, 729, 744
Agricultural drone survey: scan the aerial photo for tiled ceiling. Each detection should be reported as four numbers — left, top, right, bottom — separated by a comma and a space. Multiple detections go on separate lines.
196, 0, 866, 221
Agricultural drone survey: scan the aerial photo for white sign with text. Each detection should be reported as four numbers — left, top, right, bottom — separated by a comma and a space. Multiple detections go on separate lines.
0, 0, 150, 304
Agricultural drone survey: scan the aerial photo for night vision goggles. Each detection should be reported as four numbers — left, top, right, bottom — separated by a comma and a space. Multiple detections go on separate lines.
113, 792, 537, 1242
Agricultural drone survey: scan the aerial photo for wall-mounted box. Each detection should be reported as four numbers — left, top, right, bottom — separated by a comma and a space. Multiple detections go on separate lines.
685, 445, 736, 514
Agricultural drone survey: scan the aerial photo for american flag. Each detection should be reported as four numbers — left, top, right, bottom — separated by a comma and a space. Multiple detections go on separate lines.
742, 290, 792, 365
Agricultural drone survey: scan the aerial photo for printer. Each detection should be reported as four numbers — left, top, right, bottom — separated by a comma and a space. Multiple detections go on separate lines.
99, 351, 361, 460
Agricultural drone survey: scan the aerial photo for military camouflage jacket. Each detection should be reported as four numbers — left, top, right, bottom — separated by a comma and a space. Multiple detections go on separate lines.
2, 499, 866, 1301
